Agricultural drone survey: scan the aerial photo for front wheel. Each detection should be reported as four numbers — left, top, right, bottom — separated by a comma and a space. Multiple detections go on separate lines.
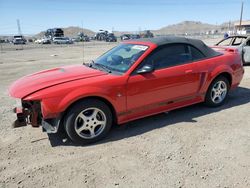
205, 76, 230, 107
64, 99, 112, 144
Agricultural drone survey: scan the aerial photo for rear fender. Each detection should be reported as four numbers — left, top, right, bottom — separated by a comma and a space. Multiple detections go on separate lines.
201, 65, 233, 94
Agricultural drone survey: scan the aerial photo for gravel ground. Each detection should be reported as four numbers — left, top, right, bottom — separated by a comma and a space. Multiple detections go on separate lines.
0, 40, 249, 188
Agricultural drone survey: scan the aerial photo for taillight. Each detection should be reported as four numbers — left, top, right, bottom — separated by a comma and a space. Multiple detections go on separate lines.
226, 48, 238, 53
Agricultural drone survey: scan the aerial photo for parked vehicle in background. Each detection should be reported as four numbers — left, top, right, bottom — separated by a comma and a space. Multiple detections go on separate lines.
45, 28, 64, 40
0, 38, 5, 43
3, 39, 11, 43
81, 35, 90, 42
121, 34, 131, 41
9, 37, 244, 144
13, 38, 25, 45
72, 38, 80, 42
53, 37, 73, 44
13, 35, 26, 45
41, 38, 51, 44
72, 37, 89, 42
34, 38, 51, 44
106, 33, 117, 42
130, 34, 141, 39
140, 30, 154, 38
95, 30, 109, 41
78, 32, 90, 42
34, 38, 43, 44
95, 30, 116, 41
215, 35, 250, 65
121, 34, 141, 41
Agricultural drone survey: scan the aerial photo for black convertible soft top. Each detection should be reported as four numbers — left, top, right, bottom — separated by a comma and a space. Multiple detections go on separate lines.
135, 36, 221, 58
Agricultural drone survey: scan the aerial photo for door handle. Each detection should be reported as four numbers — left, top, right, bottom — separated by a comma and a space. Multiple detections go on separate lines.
185, 70, 193, 74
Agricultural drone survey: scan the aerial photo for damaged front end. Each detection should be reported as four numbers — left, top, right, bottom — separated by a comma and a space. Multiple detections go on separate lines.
12, 100, 42, 128
12, 99, 61, 133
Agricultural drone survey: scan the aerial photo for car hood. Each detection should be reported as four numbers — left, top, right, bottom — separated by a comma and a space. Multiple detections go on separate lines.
9, 65, 107, 99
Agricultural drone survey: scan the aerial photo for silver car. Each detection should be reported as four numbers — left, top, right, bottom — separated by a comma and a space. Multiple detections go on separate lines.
216, 35, 250, 65
53, 37, 73, 44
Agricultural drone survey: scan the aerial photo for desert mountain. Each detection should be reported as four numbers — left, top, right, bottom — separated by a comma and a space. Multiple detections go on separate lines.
153, 21, 219, 35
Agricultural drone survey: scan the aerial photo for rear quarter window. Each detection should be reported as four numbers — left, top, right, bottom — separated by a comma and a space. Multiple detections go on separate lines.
190, 46, 205, 61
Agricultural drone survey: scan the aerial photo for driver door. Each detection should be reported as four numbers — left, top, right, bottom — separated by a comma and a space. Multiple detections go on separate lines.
126, 44, 202, 120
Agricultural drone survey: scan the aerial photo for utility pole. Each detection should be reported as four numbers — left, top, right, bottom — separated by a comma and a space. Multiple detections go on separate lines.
0, 41, 3, 53
16, 19, 23, 50
239, 1, 244, 29
17, 19, 22, 35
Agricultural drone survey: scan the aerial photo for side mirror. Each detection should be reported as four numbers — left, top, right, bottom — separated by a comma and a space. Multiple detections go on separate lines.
136, 64, 154, 74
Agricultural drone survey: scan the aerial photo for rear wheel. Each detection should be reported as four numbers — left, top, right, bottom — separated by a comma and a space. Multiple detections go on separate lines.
64, 99, 112, 144
205, 76, 229, 107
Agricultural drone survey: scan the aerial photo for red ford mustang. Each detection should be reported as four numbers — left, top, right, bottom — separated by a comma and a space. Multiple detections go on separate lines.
9, 37, 244, 144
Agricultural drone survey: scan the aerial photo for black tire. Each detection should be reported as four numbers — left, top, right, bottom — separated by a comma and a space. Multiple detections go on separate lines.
205, 76, 230, 107
64, 99, 112, 144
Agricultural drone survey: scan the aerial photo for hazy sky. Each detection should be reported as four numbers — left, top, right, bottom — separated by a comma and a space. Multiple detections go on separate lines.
0, 0, 249, 35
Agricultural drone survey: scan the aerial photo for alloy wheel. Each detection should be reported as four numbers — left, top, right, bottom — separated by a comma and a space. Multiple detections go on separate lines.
211, 80, 228, 104
74, 108, 107, 139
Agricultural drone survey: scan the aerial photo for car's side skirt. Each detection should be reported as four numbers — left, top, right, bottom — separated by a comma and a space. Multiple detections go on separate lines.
117, 95, 205, 124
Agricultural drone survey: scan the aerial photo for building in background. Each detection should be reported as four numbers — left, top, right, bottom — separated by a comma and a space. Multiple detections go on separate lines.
234, 21, 250, 35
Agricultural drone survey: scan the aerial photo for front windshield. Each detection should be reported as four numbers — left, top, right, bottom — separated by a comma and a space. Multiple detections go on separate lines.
94, 44, 148, 73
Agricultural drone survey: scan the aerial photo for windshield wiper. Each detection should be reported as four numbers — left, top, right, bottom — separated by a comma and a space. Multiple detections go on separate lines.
94, 63, 112, 73
90, 60, 95, 66
83, 60, 97, 69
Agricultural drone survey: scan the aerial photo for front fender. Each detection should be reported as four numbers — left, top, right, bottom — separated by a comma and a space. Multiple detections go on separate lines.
24, 85, 126, 119
57, 86, 120, 114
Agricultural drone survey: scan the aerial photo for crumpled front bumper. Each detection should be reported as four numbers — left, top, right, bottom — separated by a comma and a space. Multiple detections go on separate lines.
12, 107, 28, 128
12, 100, 41, 128
12, 105, 61, 134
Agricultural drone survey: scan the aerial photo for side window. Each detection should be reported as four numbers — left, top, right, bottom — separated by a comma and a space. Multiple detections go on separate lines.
245, 39, 250, 46
145, 44, 192, 70
189, 46, 205, 61
217, 38, 232, 46
232, 37, 246, 46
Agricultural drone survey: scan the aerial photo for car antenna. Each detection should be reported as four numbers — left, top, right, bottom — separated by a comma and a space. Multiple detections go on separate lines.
82, 20, 85, 65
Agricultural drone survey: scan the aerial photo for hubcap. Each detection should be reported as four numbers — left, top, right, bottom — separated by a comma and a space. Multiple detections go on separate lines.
211, 80, 227, 104
74, 108, 106, 139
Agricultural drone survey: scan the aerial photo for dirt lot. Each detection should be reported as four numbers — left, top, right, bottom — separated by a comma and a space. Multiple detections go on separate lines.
0, 40, 250, 188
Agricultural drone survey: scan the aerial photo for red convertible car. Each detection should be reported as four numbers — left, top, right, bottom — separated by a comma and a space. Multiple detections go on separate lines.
9, 37, 244, 144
